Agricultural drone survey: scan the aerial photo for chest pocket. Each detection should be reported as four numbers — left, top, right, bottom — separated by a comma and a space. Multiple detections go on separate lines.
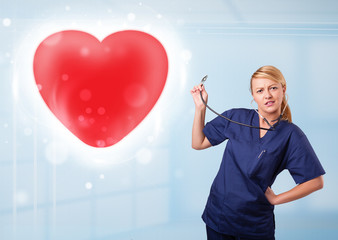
248, 149, 267, 177
248, 149, 282, 183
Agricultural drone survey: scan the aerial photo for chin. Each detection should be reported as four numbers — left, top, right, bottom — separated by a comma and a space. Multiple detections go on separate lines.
262, 107, 280, 116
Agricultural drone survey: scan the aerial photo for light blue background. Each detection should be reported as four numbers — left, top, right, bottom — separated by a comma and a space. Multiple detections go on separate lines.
1, 0, 338, 239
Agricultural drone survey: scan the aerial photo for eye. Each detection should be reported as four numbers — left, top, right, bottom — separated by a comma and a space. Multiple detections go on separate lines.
270, 86, 278, 91
256, 89, 263, 93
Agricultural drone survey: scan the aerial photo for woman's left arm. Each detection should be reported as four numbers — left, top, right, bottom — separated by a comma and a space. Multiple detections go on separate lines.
265, 175, 324, 205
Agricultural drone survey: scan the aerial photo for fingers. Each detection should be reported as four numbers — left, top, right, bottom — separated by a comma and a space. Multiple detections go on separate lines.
190, 83, 204, 94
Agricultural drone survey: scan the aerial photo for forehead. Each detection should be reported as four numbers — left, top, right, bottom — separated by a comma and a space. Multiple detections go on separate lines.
251, 77, 278, 88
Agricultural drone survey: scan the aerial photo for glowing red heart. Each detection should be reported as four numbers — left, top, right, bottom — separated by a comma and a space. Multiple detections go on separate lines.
33, 30, 168, 147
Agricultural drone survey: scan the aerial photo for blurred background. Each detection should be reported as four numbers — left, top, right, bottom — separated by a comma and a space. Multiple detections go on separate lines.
1, 0, 338, 239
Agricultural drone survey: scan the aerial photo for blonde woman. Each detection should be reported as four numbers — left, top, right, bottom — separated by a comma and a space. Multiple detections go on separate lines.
191, 66, 325, 240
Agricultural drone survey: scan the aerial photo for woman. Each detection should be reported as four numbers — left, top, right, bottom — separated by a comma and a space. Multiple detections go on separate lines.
190, 66, 325, 240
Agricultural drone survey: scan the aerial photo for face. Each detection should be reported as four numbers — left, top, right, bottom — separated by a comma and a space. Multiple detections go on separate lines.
251, 78, 285, 118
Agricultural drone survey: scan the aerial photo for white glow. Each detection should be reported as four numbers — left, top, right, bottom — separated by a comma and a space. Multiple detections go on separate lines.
85, 182, 93, 190
3, 18, 11, 27
142, 24, 151, 32
45, 141, 69, 165
147, 135, 154, 143
13, 8, 187, 168
181, 49, 192, 63
12, 71, 19, 102
127, 13, 136, 22
16, 190, 29, 206
24, 127, 33, 136
136, 148, 152, 165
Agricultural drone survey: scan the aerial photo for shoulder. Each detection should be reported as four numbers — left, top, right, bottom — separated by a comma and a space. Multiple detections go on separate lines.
207, 108, 254, 129
225, 108, 255, 118
282, 121, 305, 136
280, 121, 308, 144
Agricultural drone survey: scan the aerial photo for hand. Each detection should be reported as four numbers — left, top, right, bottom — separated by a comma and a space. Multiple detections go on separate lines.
190, 83, 208, 110
265, 187, 278, 205
264, 176, 324, 206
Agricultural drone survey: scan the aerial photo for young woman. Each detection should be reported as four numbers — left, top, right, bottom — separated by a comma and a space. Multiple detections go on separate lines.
190, 66, 325, 240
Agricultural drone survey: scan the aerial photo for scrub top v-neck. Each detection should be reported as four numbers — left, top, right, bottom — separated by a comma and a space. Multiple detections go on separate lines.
202, 108, 325, 239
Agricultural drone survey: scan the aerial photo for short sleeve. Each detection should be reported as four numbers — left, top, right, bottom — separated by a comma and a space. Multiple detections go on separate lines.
285, 132, 325, 184
203, 110, 232, 146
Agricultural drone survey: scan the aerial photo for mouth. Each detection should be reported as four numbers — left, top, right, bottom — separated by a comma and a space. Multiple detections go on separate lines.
265, 101, 275, 106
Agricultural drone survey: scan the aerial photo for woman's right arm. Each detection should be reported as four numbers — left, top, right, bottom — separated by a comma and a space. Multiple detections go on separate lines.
190, 84, 212, 150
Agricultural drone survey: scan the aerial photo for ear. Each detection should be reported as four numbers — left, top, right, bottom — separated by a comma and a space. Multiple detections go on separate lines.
251, 93, 257, 103
282, 85, 286, 95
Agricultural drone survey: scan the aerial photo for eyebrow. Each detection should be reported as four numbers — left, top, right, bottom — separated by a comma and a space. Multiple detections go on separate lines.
254, 83, 279, 90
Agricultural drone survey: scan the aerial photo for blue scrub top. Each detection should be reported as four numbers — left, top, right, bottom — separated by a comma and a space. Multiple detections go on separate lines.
202, 108, 325, 239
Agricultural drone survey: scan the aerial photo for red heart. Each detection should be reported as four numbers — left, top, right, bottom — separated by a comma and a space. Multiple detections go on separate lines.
33, 30, 168, 148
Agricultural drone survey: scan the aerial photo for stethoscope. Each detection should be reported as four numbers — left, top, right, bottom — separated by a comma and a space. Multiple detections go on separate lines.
199, 75, 288, 131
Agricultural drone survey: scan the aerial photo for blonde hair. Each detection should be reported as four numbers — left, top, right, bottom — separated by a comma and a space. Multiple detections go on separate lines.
250, 66, 292, 122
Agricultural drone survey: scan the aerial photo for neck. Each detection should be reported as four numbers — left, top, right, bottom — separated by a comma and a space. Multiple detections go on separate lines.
258, 110, 281, 126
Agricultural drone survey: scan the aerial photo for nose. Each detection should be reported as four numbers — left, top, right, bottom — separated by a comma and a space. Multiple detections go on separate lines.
264, 89, 272, 99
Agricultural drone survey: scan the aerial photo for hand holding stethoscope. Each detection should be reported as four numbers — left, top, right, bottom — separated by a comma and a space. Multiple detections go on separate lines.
190, 77, 208, 111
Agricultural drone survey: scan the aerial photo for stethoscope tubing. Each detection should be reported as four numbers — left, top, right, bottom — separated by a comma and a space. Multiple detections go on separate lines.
199, 75, 284, 131
199, 91, 274, 131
